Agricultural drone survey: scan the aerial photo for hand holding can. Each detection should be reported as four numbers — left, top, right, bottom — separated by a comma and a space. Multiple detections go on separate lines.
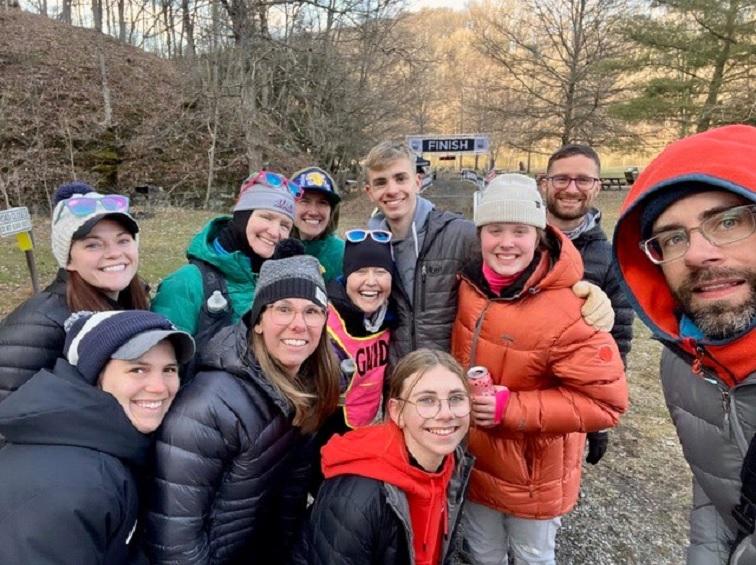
467, 366, 494, 397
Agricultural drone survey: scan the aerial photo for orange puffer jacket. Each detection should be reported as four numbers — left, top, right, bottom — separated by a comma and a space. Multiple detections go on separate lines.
451, 228, 628, 519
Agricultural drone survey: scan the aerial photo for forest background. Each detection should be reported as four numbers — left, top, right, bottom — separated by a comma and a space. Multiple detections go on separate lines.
0, 0, 753, 211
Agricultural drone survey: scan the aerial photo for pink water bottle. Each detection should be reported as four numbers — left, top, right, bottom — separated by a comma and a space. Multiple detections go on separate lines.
467, 366, 494, 397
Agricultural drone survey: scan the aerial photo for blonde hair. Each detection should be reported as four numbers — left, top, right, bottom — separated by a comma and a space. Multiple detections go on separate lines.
387, 349, 469, 400
251, 325, 340, 434
362, 140, 416, 181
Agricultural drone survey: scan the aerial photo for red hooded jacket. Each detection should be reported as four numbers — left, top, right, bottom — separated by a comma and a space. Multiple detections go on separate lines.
613, 124, 756, 386
321, 422, 455, 565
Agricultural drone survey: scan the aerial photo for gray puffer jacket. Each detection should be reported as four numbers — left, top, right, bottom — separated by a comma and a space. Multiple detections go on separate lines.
661, 345, 756, 564
383, 208, 477, 362
611, 133, 756, 565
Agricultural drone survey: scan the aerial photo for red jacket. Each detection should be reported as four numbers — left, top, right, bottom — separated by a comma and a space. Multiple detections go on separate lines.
613, 124, 756, 386
452, 228, 628, 519
322, 423, 455, 565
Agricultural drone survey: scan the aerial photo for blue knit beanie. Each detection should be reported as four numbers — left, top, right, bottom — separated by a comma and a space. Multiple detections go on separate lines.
63, 310, 195, 384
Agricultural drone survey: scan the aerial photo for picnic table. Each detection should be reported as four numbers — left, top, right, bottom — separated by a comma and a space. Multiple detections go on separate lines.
600, 177, 627, 191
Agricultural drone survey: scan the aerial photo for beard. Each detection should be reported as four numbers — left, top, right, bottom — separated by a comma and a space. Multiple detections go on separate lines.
673, 266, 756, 340
545, 195, 590, 221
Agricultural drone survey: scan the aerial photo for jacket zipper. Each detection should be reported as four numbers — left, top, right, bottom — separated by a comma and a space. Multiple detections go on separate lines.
420, 264, 427, 311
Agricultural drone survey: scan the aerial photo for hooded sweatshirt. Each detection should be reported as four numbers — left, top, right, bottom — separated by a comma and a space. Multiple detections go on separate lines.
613, 124, 756, 386
322, 422, 455, 565
368, 196, 434, 306
0, 358, 150, 564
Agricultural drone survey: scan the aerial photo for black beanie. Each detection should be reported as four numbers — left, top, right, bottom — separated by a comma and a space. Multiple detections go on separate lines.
343, 237, 394, 280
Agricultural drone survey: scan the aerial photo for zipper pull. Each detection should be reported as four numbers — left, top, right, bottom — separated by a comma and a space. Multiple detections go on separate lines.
422, 264, 427, 283
692, 345, 705, 375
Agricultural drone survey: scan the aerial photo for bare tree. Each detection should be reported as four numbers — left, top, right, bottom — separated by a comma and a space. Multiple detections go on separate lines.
472, 0, 632, 148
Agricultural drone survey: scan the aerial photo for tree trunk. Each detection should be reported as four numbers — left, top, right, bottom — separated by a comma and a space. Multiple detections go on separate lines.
117, 0, 126, 42
92, 0, 102, 32
182, 0, 195, 56
696, 0, 738, 133
60, 0, 72, 24
98, 50, 113, 127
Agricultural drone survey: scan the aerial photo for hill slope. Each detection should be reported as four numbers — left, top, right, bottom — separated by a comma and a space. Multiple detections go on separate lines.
0, 9, 208, 209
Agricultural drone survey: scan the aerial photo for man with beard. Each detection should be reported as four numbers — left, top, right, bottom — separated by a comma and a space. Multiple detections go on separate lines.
613, 124, 756, 564
540, 144, 634, 465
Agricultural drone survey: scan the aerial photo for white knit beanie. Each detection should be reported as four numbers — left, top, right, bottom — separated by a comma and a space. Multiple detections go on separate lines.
475, 173, 546, 228
51, 182, 139, 268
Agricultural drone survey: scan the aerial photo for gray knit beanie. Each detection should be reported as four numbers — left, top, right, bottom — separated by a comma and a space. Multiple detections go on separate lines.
248, 239, 328, 324
233, 171, 296, 221
475, 173, 546, 228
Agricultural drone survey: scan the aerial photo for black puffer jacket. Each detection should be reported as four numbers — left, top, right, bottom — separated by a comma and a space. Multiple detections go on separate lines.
145, 322, 321, 565
571, 215, 634, 364
294, 445, 474, 565
0, 270, 70, 403
0, 359, 150, 564
389, 209, 478, 362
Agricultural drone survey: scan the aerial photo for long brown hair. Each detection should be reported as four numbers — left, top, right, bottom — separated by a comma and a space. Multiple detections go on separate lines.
66, 271, 149, 312
250, 321, 340, 434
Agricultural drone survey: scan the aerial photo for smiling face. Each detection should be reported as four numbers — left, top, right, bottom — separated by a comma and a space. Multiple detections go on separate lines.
345, 267, 392, 315
295, 190, 332, 240
98, 340, 179, 434
365, 157, 421, 232
67, 219, 138, 299
388, 365, 470, 471
254, 298, 325, 376
246, 209, 294, 258
540, 154, 601, 230
654, 190, 756, 339
480, 222, 539, 276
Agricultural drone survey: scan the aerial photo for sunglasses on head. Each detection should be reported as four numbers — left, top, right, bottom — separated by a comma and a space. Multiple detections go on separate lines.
240, 170, 302, 199
56, 194, 130, 222
345, 229, 392, 244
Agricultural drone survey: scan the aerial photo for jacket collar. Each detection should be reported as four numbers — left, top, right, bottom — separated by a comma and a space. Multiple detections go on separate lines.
198, 321, 295, 417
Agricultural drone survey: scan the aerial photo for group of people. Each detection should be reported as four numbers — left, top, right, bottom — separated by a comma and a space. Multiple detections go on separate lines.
0, 124, 752, 565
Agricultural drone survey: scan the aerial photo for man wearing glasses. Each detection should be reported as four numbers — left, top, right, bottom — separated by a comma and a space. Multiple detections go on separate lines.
612, 124, 756, 564
540, 144, 634, 466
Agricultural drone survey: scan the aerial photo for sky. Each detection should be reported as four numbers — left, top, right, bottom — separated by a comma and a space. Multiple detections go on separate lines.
408, 0, 464, 11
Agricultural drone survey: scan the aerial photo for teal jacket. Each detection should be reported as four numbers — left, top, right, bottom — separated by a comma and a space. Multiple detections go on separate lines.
301, 234, 344, 283
152, 217, 258, 335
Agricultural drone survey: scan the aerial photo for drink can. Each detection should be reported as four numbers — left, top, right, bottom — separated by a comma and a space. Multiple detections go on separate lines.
467, 366, 494, 396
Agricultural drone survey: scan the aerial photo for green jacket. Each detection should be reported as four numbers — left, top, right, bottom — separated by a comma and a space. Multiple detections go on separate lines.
152, 217, 258, 335
301, 234, 344, 283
